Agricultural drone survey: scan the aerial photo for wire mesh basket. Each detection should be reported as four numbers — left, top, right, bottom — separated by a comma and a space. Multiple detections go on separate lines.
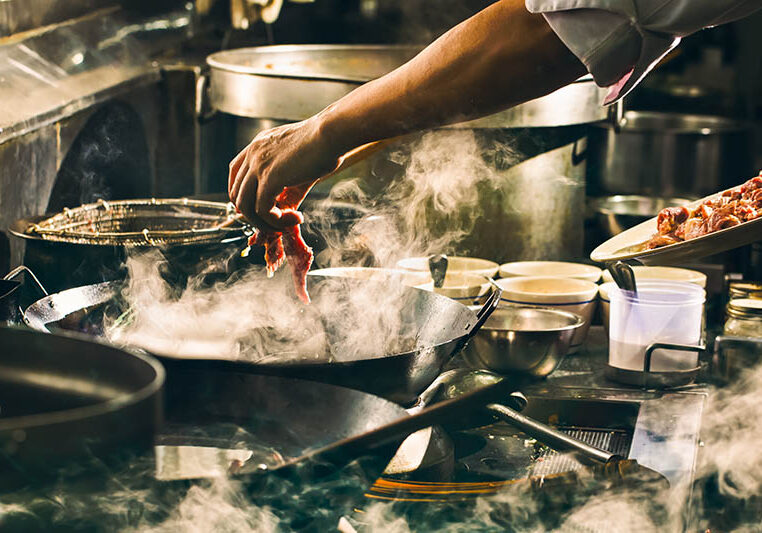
27, 198, 247, 246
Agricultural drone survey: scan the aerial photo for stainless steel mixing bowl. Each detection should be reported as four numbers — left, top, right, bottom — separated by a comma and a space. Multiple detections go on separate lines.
464, 306, 584, 376
590, 195, 694, 239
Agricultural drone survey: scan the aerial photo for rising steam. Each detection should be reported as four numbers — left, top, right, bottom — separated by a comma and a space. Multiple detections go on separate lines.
313, 129, 519, 268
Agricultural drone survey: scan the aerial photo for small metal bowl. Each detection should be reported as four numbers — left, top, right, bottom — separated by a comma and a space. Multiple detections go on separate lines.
591, 195, 694, 238
464, 306, 584, 377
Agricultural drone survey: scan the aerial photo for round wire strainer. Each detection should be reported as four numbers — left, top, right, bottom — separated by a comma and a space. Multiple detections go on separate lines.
28, 198, 247, 246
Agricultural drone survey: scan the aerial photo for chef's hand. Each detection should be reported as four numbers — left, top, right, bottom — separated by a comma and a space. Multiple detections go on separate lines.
228, 117, 343, 230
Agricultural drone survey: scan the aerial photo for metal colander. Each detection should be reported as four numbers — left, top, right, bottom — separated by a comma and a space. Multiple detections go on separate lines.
28, 198, 246, 246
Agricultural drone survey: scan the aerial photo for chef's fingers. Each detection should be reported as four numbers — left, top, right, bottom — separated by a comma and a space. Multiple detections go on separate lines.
254, 202, 304, 229
235, 170, 302, 230
255, 179, 302, 229
229, 162, 249, 206
228, 150, 246, 200
235, 173, 273, 231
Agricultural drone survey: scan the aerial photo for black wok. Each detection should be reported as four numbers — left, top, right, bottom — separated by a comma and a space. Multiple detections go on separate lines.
0, 326, 512, 490
156, 367, 512, 483
0, 326, 164, 482
23, 275, 500, 404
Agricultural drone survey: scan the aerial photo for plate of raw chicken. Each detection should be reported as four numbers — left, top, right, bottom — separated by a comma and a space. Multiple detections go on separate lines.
591, 171, 762, 265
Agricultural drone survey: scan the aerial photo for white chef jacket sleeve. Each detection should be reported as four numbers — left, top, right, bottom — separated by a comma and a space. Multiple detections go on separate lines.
525, 0, 762, 104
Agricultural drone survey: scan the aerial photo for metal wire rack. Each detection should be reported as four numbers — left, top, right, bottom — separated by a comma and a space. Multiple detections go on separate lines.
27, 198, 246, 246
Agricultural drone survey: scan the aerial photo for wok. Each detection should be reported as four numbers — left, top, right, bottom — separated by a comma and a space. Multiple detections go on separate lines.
0, 326, 513, 491
155, 367, 511, 483
23, 274, 501, 404
0, 326, 164, 483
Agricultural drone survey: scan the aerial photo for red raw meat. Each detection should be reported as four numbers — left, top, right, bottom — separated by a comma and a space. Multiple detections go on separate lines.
246, 184, 314, 303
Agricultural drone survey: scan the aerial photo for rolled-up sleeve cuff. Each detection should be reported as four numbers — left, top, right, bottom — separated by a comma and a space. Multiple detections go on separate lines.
527, 0, 679, 104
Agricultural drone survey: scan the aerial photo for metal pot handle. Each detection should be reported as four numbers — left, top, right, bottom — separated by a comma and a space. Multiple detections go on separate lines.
642, 342, 705, 389
464, 278, 502, 340
3, 266, 48, 297
643, 342, 705, 373
195, 71, 218, 123
608, 98, 626, 133
711, 335, 762, 385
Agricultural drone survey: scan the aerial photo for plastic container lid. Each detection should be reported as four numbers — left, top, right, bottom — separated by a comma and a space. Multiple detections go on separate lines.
609, 281, 706, 307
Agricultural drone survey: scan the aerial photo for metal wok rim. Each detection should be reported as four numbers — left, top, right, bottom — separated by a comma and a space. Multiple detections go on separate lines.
0, 326, 165, 432
22, 277, 483, 365
477, 307, 585, 334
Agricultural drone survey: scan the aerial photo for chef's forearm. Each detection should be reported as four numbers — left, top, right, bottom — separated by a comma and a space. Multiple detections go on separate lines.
316, 0, 586, 153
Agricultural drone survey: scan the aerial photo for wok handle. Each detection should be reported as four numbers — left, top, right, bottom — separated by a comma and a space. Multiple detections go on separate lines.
3, 266, 48, 297
486, 403, 622, 466
464, 279, 502, 340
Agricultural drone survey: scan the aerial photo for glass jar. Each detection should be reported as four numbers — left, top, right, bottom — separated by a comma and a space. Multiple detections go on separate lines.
724, 298, 762, 338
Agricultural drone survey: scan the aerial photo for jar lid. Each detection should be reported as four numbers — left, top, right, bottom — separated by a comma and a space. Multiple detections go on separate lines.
729, 281, 762, 300
727, 298, 762, 320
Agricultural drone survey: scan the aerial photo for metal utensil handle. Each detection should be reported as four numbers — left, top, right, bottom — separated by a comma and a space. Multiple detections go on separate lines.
3, 266, 48, 297
643, 342, 705, 374
428, 254, 448, 289
464, 279, 502, 340
486, 403, 622, 466
608, 261, 637, 292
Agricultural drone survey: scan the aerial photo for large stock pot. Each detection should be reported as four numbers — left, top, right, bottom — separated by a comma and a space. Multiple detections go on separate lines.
587, 111, 754, 198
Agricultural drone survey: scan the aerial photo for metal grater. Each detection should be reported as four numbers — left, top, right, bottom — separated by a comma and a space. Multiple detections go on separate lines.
529, 426, 632, 478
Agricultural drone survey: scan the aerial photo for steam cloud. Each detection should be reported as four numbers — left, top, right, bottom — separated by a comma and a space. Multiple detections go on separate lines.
314, 129, 519, 268
107, 130, 516, 363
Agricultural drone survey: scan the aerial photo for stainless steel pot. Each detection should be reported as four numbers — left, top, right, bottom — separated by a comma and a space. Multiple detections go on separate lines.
587, 111, 754, 198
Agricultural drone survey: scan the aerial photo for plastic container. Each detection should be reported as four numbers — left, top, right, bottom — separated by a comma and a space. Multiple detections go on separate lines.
609, 281, 706, 372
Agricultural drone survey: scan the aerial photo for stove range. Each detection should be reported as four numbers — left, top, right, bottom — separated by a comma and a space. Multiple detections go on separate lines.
0, 331, 705, 532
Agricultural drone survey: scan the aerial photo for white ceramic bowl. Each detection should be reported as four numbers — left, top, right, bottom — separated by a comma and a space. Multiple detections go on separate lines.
495, 276, 599, 353
416, 272, 491, 303
598, 281, 617, 335
499, 261, 602, 283
396, 256, 499, 279
309, 267, 430, 287
600, 266, 706, 287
